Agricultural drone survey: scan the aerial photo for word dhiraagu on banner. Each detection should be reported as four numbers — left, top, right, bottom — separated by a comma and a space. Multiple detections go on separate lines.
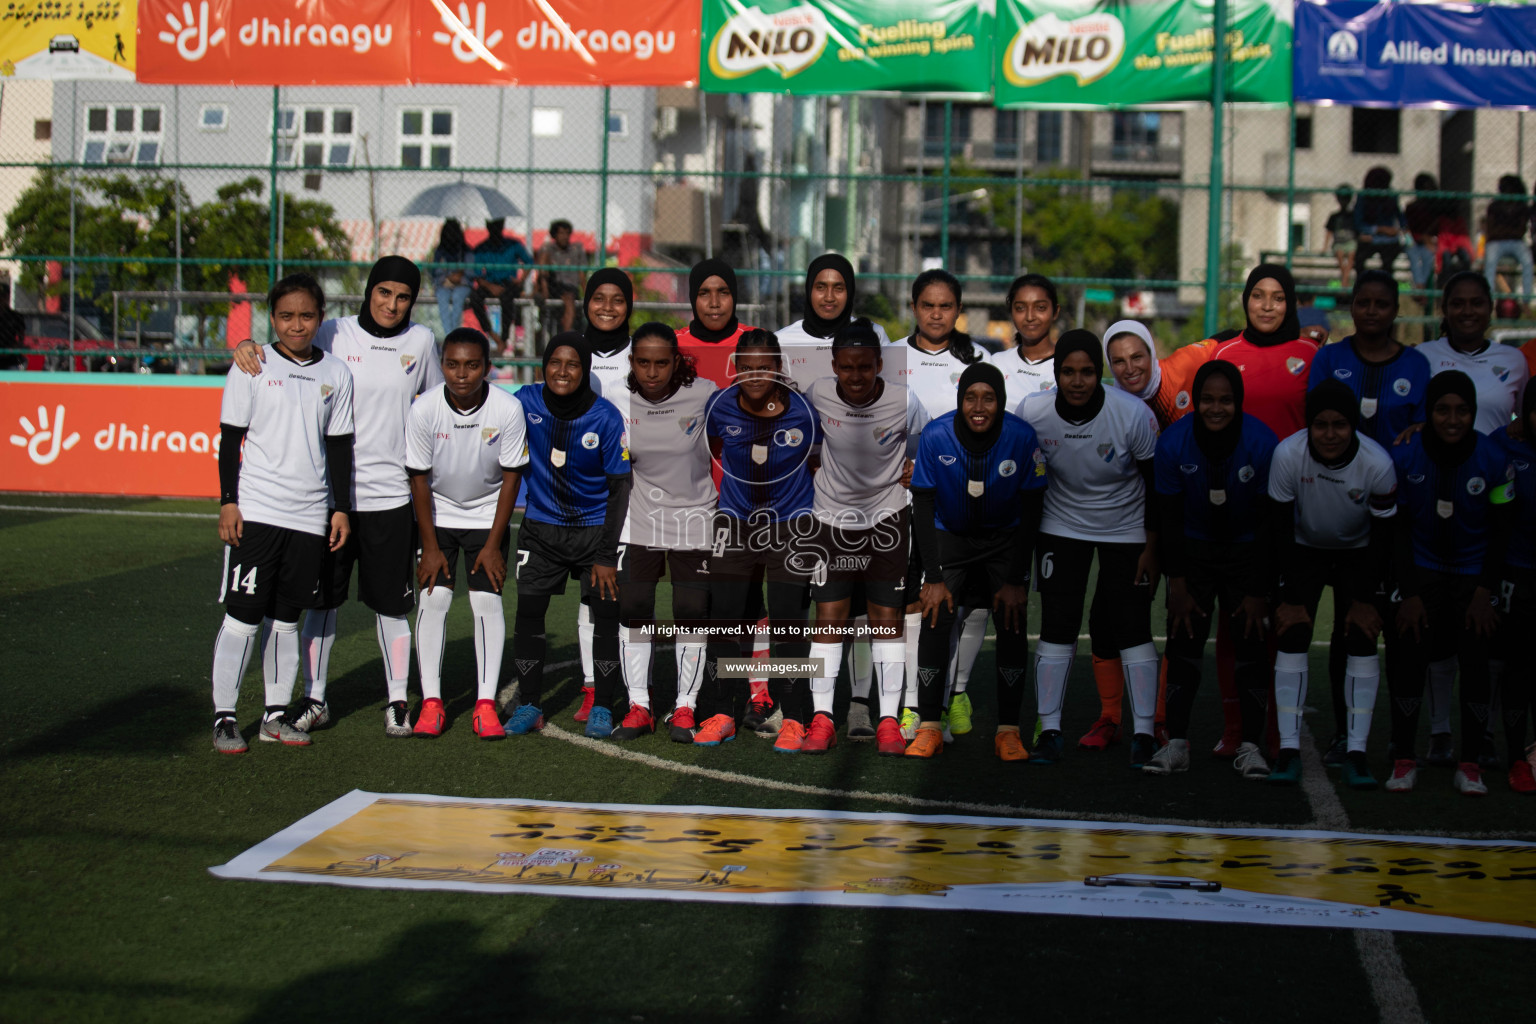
699, 0, 993, 95
212, 792, 1536, 941
0, 0, 136, 79
3, 375, 225, 499
1294, 0, 1536, 110
996, 0, 1291, 107
134, 0, 699, 85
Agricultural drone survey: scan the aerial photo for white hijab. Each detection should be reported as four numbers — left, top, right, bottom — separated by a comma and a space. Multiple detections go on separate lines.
1102, 319, 1161, 401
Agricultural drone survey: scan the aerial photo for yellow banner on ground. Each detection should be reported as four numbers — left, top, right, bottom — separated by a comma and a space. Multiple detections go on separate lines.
212, 792, 1536, 939
0, 1, 135, 79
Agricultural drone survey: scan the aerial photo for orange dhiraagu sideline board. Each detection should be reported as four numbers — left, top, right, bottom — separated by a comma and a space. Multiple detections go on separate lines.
2, 373, 225, 498
212, 792, 1536, 940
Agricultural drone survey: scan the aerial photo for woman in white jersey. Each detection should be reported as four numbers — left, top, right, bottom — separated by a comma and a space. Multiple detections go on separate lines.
571, 267, 636, 724
609, 322, 719, 743
776, 253, 891, 392
1417, 272, 1520, 435
1018, 330, 1161, 768
990, 273, 1060, 411
232, 256, 441, 739
890, 269, 989, 740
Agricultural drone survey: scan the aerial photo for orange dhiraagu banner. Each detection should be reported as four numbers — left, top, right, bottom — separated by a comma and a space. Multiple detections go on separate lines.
134, 0, 698, 84
410, 0, 698, 85
136, 0, 412, 85
2, 375, 224, 498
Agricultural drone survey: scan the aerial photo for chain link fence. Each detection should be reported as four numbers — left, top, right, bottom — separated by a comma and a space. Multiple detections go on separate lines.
1, 78, 1533, 371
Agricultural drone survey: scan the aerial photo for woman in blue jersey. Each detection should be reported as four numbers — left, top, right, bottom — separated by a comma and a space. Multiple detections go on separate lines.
1144, 361, 1278, 779
502, 333, 632, 740
612, 323, 718, 743
1306, 270, 1430, 767
1387, 371, 1514, 795
905, 362, 1047, 762
695, 329, 822, 752
1489, 385, 1536, 792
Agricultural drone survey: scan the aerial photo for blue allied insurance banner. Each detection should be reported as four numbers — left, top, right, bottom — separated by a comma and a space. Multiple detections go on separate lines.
1295, 0, 1536, 109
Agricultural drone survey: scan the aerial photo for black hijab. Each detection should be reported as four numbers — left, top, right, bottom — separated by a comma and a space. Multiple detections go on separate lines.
357, 255, 420, 339
801, 253, 855, 340
1423, 370, 1478, 468
1053, 329, 1106, 424
687, 259, 739, 343
542, 331, 597, 421
583, 268, 633, 357
1241, 264, 1301, 348
1192, 360, 1245, 464
954, 362, 1007, 455
1305, 380, 1361, 468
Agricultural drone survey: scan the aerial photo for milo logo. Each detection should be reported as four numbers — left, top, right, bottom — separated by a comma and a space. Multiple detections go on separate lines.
709, 4, 828, 78
1003, 13, 1125, 87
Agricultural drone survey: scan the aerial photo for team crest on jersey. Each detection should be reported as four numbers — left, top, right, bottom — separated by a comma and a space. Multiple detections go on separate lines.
776, 428, 805, 447
999, 460, 1017, 477
400, 354, 417, 374
527, 413, 544, 424
1467, 476, 1486, 495
1506, 464, 1519, 480
1393, 378, 1412, 396
938, 455, 957, 466
1347, 487, 1365, 504
1175, 390, 1190, 410
581, 431, 601, 450
1494, 365, 1511, 382
1097, 443, 1115, 463
874, 425, 900, 446
1286, 357, 1306, 376
1179, 463, 1199, 475
950, 372, 963, 386
1238, 465, 1255, 483
679, 416, 700, 436
320, 384, 334, 401
1332, 368, 1352, 380
481, 427, 500, 445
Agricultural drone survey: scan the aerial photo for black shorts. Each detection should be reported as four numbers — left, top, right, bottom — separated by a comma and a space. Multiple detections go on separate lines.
1277, 544, 1379, 612
808, 511, 908, 608
935, 526, 1019, 607
904, 537, 923, 606
1497, 567, 1536, 661
1176, 540, 1262, 615
618, 543, 710, 586
315, 503, 417, 615
221, 521, 326, 620
708, 514, 818, 583
426, 526, 511, 593
1035, 534, 1145, 596
516, 517, 607, 598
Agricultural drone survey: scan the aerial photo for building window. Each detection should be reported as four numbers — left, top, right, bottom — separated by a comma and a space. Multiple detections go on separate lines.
1295, 114, 1313, 150
199, 105, 227, 131
34, 119, 51, 141
922, 103, 972, 157
532, 107, 563, 138
1111, 112, 1161, 159
1036, 111, 1063, 165
274, 106, 356, 168
399, 108, 454, 168
995, 110, 1020, 160
81, 104, 162, 165
1351, 108, 1400, 155
607, 112, 628, 137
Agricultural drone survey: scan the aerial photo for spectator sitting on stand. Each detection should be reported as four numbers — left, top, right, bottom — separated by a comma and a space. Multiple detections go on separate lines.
432, 218, 473, 335
536, 219, 586, 333
469, 218, 532, 351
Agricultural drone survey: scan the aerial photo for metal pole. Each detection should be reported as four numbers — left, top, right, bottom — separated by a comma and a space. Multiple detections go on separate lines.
268, 86, 280, 288
598, 87, 610, 266
1203, 0, 1229, 336
1014, 111, 1025, 274
494, 87, 505, 191
174, 86, 183, 343
1285, 102, 1296, 273
941, 101, 953, 267
915, 96, 925, 274
68, 82, 77, 351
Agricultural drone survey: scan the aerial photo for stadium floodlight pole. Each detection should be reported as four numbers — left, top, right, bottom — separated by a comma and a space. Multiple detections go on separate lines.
268, 86, 280, 291
1203, 0, 1228, 337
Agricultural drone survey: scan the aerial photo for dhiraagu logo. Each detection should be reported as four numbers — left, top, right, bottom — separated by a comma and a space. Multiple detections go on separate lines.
708, 4, 829, 79
10, 404, 80, 466
1004, 13, 1125, 88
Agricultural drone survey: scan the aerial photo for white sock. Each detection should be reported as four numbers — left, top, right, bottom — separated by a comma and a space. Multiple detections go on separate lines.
676, 634, 706, 710
415, 585, 453, 701
578, 601, 595, 685
903, 611, 922, 707
1275, 650, 1309, 750
1121, 643, 1160, 737
849, 617, 872, 700
1034, 640, 1076, 731
300, 606, 338, 702
953, 607, 989, 696
468, 590, 505, 702
872, 641, 906, 720
212, 615, 261, 713
1344, 653, 1380, 754
809, 641, 842, 717
622, 632, 653, 710
376, 613, 413, 703
1428, 656, 1456, 734
263, 618, 301, 708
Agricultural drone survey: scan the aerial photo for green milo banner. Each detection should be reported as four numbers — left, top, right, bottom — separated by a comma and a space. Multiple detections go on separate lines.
996, 0, 1291, 107
699, 0, 993, 94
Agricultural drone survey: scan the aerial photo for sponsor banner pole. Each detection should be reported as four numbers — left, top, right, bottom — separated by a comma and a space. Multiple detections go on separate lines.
599, 86, 611, 263
269, 85, 280, 290
1204, 0, 1228, 337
